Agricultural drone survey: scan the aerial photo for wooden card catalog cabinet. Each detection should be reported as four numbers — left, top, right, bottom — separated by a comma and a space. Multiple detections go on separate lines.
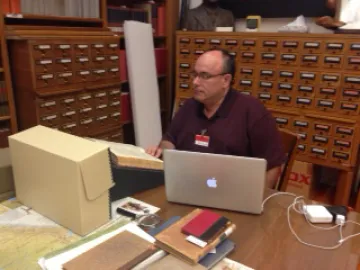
9, 36, 124, 142
175, 31, 360, 171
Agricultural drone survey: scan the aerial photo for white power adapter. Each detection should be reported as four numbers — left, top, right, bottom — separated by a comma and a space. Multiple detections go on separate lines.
303, 205, 333, 224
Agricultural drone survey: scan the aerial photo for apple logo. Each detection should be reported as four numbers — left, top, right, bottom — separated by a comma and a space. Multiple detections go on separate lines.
206, 177, 217, 188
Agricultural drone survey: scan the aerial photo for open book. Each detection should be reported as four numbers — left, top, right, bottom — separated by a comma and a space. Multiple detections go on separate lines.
86, 138, 163, 170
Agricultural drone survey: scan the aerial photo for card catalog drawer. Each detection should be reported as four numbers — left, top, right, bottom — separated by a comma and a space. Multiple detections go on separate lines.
278, 70, 296, 83
93, 90, 109, 105
60, 109, 78, 123
108, 54, 119, 65
108, 129, 124, 142
331, 150, 351, 164
332, 138, 352, 152
241, 39, 257, 51
179, 62, 191, 72
74, 43, 90, 55
107, 42, 119, 54
75, 70, 92, 83
297, 132, 309, 143
238, 90, 252, 96
261, 39, 279, 51
193, 49, 205, 60
78, 106, 95, 118
297, 85, 316, 97
299, 71, 319, 85
309, 146, 328, 160
79, 117, 95, 135
192, 38, 208, 49
179, 72, 190, 83
60, 122, 79, 135
34, 58, 54, 73
92, 69, 107, 81
316, 87, 338, 99
39, 113, 60, 127
240, 52, 256, 63
239, 67, 256, 80
343, 74, 360, 89
282, 40, 301, 53
323, 55, 343, 69
324, 41, 345, 54
295, 97, 314, 110
277, 82, 294, 93
238, 79, 253, 91
32, 43, 53, 59
347, 41, 360, 56
58, 95, 77, 111
272, 112, 293, 129
311, 134, 330, 147
74, 56, 91, 70
260, 52, 277, 65
35, 73, 55, 88
315, 99, 337, 113
292, 118, 310, 133
338, 101, 360, 116
312, 121, 332, 136
224, 38, 239, 50
95, 114, 111, 129
208, 38, 222, 49
109, 99, 121, 110
109, 111, 122, 126
321, 72, 341, 87
78, 92, 94, 107
179, 48, 191, 60
275, 94, 293, 107
108, 88, 121, 101
56, 71, 73, 85
300, 54, 321, 68
280, 53, 298, 66
257, 92, 274, 106
37, 98, 58, 115
259, 68, 277, 81
302, 40, 322, 54
295, 144, 307, 155
341, 89, 360, 101
258, 81, 274, 92
178, 82, 191, 95
108, 67, 120, 79
92, 55, 107, 68
344, 56, 360, 71
54, 57, 73, 72
179, 37, 191, 49
334, 125, 354, 140
91, 42, 106, 56
54, 43, 72, 57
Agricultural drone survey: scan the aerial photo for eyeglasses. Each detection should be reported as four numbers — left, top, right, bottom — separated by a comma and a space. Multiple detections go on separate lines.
189, 71, 228, 80
135, 213, 162, 228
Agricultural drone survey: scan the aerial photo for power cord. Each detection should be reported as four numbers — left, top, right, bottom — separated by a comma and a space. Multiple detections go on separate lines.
262, 192, 360, 250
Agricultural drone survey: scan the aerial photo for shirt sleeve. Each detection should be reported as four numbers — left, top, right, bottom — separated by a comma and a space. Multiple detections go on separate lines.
248, 111, 286, 170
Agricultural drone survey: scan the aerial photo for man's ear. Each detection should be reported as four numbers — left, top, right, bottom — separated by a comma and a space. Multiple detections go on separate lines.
223, 74, 232, 85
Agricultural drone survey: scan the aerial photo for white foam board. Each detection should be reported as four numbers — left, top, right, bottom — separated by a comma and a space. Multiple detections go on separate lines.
124, 21, 162, 148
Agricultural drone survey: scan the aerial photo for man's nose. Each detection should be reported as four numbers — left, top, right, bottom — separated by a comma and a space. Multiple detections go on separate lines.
193, 75, 200, 85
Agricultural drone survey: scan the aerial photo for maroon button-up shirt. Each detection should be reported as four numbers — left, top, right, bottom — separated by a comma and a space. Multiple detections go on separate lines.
163, 89, 286, 170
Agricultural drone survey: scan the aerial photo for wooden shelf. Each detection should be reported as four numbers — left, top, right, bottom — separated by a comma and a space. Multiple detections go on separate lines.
0, 116, 10, 121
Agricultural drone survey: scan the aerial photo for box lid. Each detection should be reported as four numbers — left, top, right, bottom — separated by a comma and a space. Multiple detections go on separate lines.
9, 125, 114, 200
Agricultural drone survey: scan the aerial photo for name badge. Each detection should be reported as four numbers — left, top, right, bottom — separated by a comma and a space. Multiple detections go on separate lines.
195, 134, 210, 147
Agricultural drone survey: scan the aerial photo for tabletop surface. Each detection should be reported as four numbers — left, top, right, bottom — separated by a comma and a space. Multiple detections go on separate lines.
134, 186, 360, 270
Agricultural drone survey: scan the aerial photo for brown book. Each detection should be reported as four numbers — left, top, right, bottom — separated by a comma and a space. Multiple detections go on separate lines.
147, 254, 206, 270
63, 231, 158, 270
155, 209, 235, 265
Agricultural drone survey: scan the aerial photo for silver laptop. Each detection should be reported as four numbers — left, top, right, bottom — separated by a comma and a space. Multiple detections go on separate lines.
163, 149, 267, 215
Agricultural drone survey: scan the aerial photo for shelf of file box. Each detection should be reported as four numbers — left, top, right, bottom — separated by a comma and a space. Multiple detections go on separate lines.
108, 153, 164, 202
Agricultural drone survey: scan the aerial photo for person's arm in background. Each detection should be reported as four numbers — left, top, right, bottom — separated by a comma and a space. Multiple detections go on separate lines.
248, 111, 286, 189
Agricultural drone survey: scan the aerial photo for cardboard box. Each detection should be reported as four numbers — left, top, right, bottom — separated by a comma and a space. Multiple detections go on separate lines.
0, 148, 14, 201
286, 161, 312, 197
8, 125, 114, 236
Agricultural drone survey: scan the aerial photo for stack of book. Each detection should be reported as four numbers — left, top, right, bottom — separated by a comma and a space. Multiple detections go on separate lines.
154, 208, 237, 267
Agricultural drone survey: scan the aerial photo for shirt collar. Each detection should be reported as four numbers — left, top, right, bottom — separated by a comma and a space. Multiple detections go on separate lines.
196, 88, 236, 119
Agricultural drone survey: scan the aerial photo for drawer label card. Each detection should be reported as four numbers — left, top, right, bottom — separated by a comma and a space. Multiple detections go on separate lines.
62, 111, 75, 117
334, 140, 351, 148
300, 73, 315, 79
350, 43, 360, 50
343, 89, 360, 97
323, 75, 339, 81
180, 73, 189, 78
79, 71, 90, 75
110, 68, 119, 72
304, 42, 320, 48
97, 115, 108, 121
63, 98, 75, 103
283, 41, 298, 47
94, 69, 106, 74
180, 38, 190, 43
80, 107, 92, 112
81, 119, 93, 124
40, 101, 56, 107
109, 43, 118, 48
345, 76, 360, 83
194, 50, 204, 55
341, 103, 358, 111
297, 144, 306, 150
77, 44, 88, 49
210, 39, 221, 44
320, 88, 336, 95
36, 45, 51, 50
229, 52, 237, 56
260, 81, 273, 88
259, 93, 271, 100
225, 39, 238, 45
277, 95, 291, 102
112, 112, 121, 117
313, 135, 328, 143
180, 63, 190, 68
240, 91, 251, 95
327, 43, 343, 49
63, 123, 76, 129
294, 120, 309, 127
58, 72, 73, 77
242, 52, 255, 58
298, 133, 307, 140
58, 44, 71, 49
180, 49, 190, 54
348, 57, 360, 64
195, 39, 205, 44
95, 56, 105, 61
303, 55, 318, 62
78, 57, 89, 62
297, 98, 311, 104
40, 74, 54, 80
262, 53, 276, 59
240, 80, 252, 86
279, 83, 292, 90
241, 68, 253, 74
110, 101, 120, 106
263, 40, 277, 47
109, 55, 119, 60
93, 44, 105, 48
42, 115, 57, 121
315, 124, 330, 131
336, 127, 353, 135
332, 151, 349, 160
311, 147, 326, 155
298, 85, 313, 92
318, 100, 334, 108
281, 54, 296, 60
95, 92, 106, 98
110, 89, 120, 95
79, 95, 91, 100
58, 58, 71, 63
324, 56, 341, 63
243, 40, 256, 46
276, 117, 288, 124
260, 70, 273, 76
38, 60, 53, 65
97, 104, 108, 109
180, 83, 189, 88
280, 71, 294, 78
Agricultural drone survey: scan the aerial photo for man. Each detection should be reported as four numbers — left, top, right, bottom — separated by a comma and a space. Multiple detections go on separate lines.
184, 0, 235, 31
146, 49, 285, 188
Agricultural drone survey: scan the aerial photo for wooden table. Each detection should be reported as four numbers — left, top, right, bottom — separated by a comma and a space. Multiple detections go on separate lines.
134, 186, 360, 270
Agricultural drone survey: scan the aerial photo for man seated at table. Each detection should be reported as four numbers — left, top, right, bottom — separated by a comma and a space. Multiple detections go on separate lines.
145, 49, 286, 188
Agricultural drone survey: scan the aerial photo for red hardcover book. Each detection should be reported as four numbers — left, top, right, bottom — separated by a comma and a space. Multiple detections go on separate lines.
10, 0, 20, 13
156, 5, 165, 36
119, 50, 128, 82
2, 0, 10, 14
181, 210, 224, 240
154, 48, 167, 76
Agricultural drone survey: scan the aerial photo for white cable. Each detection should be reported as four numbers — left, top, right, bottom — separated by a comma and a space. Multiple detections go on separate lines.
262, 193, 360, 250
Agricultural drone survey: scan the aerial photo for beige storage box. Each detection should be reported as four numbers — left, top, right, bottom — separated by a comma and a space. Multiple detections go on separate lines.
8, 125, 114, 236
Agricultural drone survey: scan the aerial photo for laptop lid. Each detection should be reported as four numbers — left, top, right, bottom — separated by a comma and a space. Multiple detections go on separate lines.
163, 149, 267, 215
